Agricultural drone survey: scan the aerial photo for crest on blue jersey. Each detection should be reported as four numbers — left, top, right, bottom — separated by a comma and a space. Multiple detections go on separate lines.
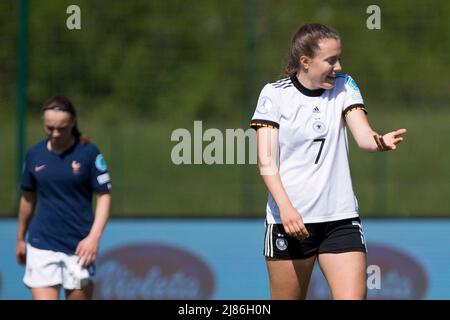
346, 75, 360, 92
95, 154, 108, 172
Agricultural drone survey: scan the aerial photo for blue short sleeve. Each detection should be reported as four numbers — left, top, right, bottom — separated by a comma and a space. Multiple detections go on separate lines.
21, 151, 36, 191
90, 147, 112, 193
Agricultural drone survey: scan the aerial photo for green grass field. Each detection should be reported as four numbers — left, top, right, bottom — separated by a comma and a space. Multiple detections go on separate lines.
2, 106, 449, 217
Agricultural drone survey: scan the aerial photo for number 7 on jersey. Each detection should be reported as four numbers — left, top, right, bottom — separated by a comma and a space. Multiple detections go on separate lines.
313, 138, 325, 164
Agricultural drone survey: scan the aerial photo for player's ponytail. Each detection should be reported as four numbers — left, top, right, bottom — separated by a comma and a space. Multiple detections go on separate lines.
72, 123, 90, 144
41, 95, 90, 144
284, 23, 340, 77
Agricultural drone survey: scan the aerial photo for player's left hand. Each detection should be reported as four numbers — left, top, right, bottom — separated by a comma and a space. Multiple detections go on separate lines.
75, 235, 99, 267
374, 128, 407, 151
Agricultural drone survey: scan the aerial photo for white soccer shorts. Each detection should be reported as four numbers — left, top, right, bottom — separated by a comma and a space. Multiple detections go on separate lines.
23, 244, 94, 290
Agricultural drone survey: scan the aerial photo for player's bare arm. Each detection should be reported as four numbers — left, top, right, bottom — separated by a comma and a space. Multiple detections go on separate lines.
345, 109, 407, 152
257, 127, 309, 240
16, 191, 37, 265
76, 192, 111, 267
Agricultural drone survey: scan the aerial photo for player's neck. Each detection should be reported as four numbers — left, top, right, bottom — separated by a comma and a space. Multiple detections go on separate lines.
296, 73, 318, 90
47, 136, 76, 155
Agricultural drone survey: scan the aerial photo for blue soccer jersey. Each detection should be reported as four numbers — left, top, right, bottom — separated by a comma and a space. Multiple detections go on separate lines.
21, 139, 111, 254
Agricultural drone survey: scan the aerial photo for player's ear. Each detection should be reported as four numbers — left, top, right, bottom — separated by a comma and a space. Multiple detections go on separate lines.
299, 55, 310, 71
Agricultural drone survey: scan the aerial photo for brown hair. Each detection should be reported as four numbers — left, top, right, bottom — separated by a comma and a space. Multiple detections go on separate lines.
284, 23, 340, 77
41, 95, 89, 144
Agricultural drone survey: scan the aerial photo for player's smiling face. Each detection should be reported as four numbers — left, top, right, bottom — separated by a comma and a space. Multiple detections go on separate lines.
299, 38, 342, 90
43, 110, 75, 149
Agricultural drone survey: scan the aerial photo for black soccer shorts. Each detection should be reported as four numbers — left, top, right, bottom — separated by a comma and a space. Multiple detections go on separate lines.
264, 217, 367, 259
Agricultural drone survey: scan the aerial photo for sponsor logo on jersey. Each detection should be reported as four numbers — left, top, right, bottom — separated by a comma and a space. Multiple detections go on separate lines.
72, 161, 81, 175
313, 121, 326, 133
257, 96, 272, 114
95, 154, 108, 172
34, 165, 46, 172
312, 106, 320, 113
275, 238, 288, 251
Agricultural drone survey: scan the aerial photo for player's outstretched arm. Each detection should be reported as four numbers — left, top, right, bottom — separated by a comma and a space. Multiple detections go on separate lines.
373, 128, 407, 151
345, 109, 407, 152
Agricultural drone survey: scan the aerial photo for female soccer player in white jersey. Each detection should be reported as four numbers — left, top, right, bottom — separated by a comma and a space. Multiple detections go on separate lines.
250, 23, 407, 300
16, 96, 111, 300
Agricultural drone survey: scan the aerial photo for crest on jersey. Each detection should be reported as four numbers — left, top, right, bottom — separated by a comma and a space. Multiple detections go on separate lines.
313, 121, 326, 133
346, 75, 360, 93
72, 161, 81, 175
257, 96, 272, 114
95, 154, 108, 172
275, 238, 288, 251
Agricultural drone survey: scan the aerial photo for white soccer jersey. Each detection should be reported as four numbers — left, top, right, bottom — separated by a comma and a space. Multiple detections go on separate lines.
251, 73, 367, 224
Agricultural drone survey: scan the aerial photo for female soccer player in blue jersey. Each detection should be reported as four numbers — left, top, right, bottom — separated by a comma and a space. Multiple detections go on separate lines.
250, 23, 407, 299
16, 96, 112, 300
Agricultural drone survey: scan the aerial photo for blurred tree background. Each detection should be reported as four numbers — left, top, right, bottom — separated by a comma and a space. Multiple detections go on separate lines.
1, 0, 449, 216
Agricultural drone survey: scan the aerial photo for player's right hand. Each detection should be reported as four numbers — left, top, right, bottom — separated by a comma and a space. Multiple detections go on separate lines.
280, 206, 309, 240
16, 239, 26, 266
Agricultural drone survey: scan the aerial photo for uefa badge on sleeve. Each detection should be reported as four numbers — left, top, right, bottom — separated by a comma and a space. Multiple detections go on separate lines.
95, 154, 108, 172
346, 75, 361, 92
